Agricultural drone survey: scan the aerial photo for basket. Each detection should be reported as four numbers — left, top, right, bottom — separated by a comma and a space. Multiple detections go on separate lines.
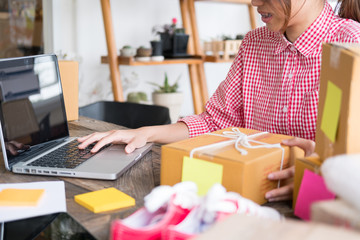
203, 40, 242, 60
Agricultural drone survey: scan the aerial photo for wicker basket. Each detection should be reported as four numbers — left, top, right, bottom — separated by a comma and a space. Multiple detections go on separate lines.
203, 40, 242, 60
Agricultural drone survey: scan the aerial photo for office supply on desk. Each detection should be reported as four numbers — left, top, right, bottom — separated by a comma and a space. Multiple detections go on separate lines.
75, 187, 135, 213
0, 181, 66, 222
0, 188, 44, 206
0, 54, 152, 180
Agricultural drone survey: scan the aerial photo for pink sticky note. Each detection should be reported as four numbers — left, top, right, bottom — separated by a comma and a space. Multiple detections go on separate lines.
294, 169, 336, 220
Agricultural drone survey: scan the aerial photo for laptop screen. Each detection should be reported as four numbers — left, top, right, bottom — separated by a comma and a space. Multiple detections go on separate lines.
0, 54, 69, 166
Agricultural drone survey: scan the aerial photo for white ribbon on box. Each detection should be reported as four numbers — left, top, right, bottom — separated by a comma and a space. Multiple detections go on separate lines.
189, 128, 285, 188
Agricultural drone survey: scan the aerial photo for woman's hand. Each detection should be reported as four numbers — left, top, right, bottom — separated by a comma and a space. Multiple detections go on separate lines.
265, 166, 295, 202
78, 128, 148, 154
265, 137, 316, 202
282, 137, 316, 157
77, 122, 189, 154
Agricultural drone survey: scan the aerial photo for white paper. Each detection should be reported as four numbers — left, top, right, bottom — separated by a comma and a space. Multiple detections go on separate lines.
0, 181, 67, 222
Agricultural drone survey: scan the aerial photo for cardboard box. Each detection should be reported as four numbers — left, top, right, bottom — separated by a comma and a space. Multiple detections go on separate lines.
58, 60, 79, 121
312, 199, 360, 232
195, 213, 360, 240
161, 127, 303, 204
293, 156, 322, 208
316, 43, 360, 160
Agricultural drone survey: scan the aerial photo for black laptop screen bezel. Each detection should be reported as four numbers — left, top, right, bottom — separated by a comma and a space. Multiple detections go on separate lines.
0, 54, 70, 170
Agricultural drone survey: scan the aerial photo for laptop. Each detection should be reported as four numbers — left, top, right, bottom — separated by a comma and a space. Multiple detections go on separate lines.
0, 54, 152, 180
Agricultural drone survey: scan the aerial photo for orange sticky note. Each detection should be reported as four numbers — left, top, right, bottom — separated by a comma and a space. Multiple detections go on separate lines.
182, 156, 223, 196
0, 188, 45, 206
74, 187, 135, 213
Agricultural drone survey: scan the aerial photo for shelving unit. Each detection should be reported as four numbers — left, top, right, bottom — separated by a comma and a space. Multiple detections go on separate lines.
204, 55, 236, 63
99, 0, 256, 114
101, 56, 203, 66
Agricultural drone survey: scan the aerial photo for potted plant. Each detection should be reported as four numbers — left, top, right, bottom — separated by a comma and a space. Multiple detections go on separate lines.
136, 46, 152, 57
135, 46, 152, 62
126, 91, 149, 104
150, 37, 164, 61
150, 40, 163, 56
149, 73, 183, 123
120, 45, 136, 57
150, 32, 163, 57
152, 18, 189, 58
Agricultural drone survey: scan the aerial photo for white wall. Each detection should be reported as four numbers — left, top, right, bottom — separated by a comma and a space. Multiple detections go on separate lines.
51, 0, 259, 117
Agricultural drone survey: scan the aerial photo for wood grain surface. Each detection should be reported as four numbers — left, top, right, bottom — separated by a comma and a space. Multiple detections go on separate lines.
0, 116, 293, 240
0, 116, 161, 240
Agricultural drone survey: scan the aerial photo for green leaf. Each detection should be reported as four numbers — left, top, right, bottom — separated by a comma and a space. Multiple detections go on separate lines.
147, 72, 181, 93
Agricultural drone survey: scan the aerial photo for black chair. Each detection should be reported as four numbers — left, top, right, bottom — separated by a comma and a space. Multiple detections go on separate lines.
79, 101, 171, 129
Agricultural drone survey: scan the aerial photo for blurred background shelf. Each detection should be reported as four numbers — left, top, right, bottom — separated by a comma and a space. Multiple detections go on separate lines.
101, 55, 204, 66
100, 0, 256, 114
204, 55, 235, 63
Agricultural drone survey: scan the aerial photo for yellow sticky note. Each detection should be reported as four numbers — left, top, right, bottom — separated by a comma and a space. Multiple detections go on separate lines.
74, 187, 135, 213
320, 81, 342, 143
0, 188, 45, 206
181, 156, 223, 196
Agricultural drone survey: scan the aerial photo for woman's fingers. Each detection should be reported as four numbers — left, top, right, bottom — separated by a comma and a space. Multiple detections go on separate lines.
265, 183, 294, 202
265, 166, 295, 202
268, 166, 295, 180
124, 136, 147, 153
77, 129, 148, 154
78, 131, 115, 149
282, 137, 315, 157
90, 131, 129, 153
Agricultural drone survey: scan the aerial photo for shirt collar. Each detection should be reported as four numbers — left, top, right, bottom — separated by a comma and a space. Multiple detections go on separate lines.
274, 1, 334, 56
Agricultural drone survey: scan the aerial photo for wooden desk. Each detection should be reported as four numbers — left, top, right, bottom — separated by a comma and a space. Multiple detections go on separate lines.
0, 116, 161, 240
0, 116, 294, 239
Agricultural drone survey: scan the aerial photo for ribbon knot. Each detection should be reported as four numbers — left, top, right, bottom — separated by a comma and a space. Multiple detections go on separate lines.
189, 128, 286, 188
212, 128, 282, 156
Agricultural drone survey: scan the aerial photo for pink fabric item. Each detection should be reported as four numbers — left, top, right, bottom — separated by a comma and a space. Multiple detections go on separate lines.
164, 186, 280, 240
110, 195, 192, 240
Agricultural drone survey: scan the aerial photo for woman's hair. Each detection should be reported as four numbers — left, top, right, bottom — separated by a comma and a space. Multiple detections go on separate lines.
337, 0, 360, 22
276, 0, 291, 29
276, 0, 360, 30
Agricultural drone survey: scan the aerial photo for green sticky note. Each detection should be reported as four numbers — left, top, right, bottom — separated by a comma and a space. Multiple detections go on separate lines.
320, 81, 342, 143
181, 156, 223, 196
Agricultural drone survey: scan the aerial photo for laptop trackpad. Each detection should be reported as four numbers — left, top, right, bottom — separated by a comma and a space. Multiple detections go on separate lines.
75, 143, 152, 174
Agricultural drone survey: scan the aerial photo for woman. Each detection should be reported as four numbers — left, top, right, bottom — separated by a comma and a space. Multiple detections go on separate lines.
78, 0, 360, 202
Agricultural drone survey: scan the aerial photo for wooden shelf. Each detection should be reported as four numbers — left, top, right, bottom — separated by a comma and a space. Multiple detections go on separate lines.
101, 56, 204, 66
204, 55, 235, 63
100, 0, 256, 113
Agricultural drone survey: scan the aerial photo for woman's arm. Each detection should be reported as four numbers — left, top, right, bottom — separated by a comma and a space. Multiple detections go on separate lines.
78, 122, 189, 153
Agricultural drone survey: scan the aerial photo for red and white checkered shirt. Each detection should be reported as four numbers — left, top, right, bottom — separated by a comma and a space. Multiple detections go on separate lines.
180, 2, 360, 140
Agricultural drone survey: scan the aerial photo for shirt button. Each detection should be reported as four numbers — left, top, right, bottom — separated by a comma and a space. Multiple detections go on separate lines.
288, 73, 293, 79
289, 45, 297, 53
283, 106, 288, 113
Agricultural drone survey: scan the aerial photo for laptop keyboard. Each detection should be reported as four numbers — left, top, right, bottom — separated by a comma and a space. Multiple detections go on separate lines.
27, 140, 109, 169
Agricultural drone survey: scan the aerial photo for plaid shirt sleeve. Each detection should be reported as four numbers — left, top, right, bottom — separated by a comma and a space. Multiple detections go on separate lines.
180, 37, 247, 138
